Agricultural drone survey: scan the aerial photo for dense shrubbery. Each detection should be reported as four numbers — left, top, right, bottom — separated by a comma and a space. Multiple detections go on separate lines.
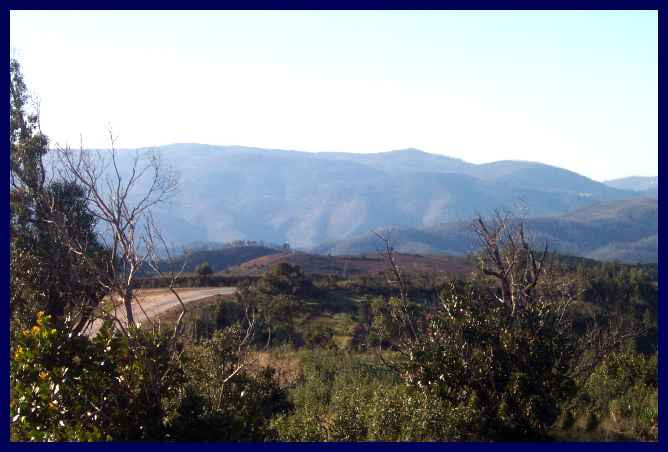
10, 313, 290, 441
133, 274, 257, 289
271, 343, 657, 442
570, 348, 658, 440
11, 255, 658, 442
168, 329, 290, 441
11, 258, 658, 442
11, 313, 183, 440
268, 256, 659, 442
576, 263, 658, 354
396, 282, 579, 440
271, 349, 471, 441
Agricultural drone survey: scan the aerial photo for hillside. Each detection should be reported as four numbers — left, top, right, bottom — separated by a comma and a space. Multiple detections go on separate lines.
104, 144, 642, 249
604, 176, 658, 192
154, 245, 281, 274
604, 176, 658, 198
313, 198, 658, 264
229, 251, 472, 277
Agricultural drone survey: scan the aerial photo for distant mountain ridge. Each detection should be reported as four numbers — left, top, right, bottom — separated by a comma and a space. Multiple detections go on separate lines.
604, 176, 657, 191
312, 198, 658, 264
604, 176, 658, 198
104, 143, 647, 250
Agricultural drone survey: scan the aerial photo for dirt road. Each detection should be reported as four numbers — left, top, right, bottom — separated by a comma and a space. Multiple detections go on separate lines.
85, 286, 236, 337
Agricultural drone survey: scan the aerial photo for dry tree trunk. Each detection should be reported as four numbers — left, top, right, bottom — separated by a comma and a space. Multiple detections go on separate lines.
472, 211, 548, 317
53, 130, 178, 332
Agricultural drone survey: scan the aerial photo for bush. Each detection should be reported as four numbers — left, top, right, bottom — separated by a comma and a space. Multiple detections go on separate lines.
195, 262, 214, 277
573, 349, 658, 440
169, 329, 291, 441
11, 312, 290, 442
168, 366, 290, 441
10, 313, 184, 441
396, 281, 580, 440
272, 348, 474, 441
257, 263, 315, 298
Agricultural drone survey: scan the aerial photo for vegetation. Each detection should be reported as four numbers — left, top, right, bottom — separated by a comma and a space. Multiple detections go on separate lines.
149, 245, 281, 275
9, 58, 657, 442
10, 59, 106, 336
88, 143, 655, 254
194, 262, 214, 277
314, 198, 658, 264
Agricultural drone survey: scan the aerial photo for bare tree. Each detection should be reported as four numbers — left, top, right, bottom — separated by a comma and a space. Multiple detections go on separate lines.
53, 132, 178, 331
471, 212, 645, 382
374, 230, 416, 342
472, 210, 548, 316
144, 213, 189, 338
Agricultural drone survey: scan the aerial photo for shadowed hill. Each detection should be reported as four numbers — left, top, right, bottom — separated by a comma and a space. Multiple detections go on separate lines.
152, 245, 282, 274
229, 251, 472, 277
104, 144, 642, 249
313, 198, 658, 264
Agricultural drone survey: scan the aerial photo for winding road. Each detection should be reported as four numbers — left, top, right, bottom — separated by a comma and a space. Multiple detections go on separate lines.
85, 286, 236, 337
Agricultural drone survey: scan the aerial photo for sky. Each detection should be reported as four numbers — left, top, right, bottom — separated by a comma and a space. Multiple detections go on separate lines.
10, 10, 658, 181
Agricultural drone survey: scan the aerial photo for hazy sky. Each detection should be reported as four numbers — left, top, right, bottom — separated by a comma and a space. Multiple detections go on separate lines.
10, 10, 657, 181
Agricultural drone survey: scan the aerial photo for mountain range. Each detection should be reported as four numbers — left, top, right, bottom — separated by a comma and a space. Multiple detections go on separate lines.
313, 197, 658, 264
604, 176, 658, 198
105, 144, 656, 261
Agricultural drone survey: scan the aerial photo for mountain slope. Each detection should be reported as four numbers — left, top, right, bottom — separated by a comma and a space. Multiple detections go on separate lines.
106, 144, 642, 249
604, 176, 658, 192
230, 251, 472, 277
143, 245, 281, 275
604, 176, 658, 198
312, 198, 658, 264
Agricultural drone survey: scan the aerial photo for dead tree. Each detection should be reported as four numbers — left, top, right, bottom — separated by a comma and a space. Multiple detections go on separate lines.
375, 230, 409, 305
472, 211, 548, 316
54, 132, 178, 330
373, 230, 420, 372
144, 213, 189, 339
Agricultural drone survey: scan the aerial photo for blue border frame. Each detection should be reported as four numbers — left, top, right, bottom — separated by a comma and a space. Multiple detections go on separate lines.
4, 3, 665, 450
2, 1, 666, 10
3, 3, 9, 448
657, 4, 665, 449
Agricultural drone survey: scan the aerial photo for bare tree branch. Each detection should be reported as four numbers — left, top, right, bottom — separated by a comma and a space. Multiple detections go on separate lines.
51, 131, 179, 333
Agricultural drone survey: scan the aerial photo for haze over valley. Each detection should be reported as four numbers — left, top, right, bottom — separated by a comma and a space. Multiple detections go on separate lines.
107, 143, 657, 263
10, 11, 658, 443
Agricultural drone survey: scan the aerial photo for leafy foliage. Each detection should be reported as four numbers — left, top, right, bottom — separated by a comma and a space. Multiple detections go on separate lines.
10, 313, 184, 440
10, 59, 105, 334
10, 313, 290, 441
194, 262, 214, 276
272, 349, 473, 441
571, 349, 658, 440
168, 330, 291, 440
396, 281, 579, 439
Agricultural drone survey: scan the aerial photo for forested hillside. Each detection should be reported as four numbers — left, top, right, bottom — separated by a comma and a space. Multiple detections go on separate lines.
103, 143, 645, 249
314, 198, 658, 263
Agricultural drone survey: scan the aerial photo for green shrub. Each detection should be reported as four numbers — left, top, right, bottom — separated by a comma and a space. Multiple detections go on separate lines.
10, 313, 184, 441
170, 328, 291, 441
272, 348, 475, 441
575, 349, 657, 440
11, 312, 290, 442
395, 281, 580, 440
195, 262, 214, 276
